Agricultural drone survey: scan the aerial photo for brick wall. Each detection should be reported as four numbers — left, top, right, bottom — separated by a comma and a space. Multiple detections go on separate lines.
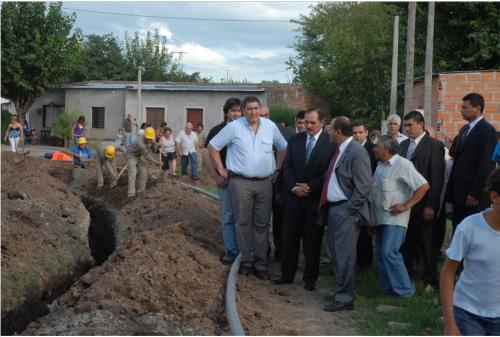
262, 84, 330, 116
434, 71, 499, 140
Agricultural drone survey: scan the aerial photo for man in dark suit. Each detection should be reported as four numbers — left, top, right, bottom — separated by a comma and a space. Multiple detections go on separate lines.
399, 111, 445, 289
352, 120, 377, 271
272, 108, 334, 291
273, 110, 306, 259
447, 93, 498, 229
320, 116, 372, 312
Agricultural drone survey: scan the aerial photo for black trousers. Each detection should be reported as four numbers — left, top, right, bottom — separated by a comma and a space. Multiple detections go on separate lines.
281, 206, 324, 284
401, 213, 438, 286
272, 193, 283, 260
452, 205, 486, 232
356, 227, 373, 269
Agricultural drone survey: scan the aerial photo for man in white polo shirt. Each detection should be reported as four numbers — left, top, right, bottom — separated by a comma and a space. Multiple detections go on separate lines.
175, 122, 199, 180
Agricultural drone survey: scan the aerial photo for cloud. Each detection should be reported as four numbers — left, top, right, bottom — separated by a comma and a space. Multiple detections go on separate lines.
137, 19, 173, 39
167, 42, 226, 65
240, 51, 278, 60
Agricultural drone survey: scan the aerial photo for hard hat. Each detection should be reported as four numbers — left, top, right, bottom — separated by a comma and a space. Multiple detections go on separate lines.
104, 145, 116, 159
144, 127, 155, 140
78, 137, 87, 145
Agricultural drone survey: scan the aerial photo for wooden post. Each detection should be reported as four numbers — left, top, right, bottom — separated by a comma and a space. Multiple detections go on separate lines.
424, 2, 435, 130
390, 16, 399, 116
403, 2, 416, 116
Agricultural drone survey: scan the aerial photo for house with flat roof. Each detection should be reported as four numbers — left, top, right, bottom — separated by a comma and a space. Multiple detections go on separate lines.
26, 81, 266, 142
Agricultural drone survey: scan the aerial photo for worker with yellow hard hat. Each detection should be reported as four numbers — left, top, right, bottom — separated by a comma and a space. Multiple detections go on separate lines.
126, 126, 160, 197
96, 141, 126, 188
63, 136, 95, 168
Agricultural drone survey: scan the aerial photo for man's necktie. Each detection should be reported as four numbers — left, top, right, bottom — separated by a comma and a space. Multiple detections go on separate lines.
305, 135, 316, 163
406, 139, 416, 159
320, 148, 340, 205
460, 124, 470, 141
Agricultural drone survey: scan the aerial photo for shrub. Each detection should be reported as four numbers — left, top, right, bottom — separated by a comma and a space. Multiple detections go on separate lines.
1, 110, 13, 139
52, 109, 81, 147
269, 105, 296, 126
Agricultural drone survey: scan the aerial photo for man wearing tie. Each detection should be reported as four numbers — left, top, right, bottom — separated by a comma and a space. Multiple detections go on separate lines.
319, 116, 372, 312
400, 110, 445, 290
272, 108, 334, 291
447, 93, 497, 229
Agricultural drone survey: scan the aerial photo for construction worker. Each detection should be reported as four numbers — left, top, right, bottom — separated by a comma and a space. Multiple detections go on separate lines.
127, 127, 160, 197
96, 141, 125, 188
63, 137, 95, 168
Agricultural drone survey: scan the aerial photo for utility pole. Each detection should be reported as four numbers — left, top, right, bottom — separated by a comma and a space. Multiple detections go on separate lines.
389, 15, 399, 116
226, 70, 229, 83
403, 2, 416, 116
424, 2, 435, 130
137, 66, 145, 125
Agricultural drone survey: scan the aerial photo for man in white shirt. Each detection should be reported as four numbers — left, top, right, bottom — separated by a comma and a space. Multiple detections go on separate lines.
175, 122, 199, 180
372, 135, 430, 298
319, 116, 373, 312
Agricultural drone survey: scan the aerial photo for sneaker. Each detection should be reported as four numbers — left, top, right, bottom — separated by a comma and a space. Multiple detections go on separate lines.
219, 254, 236, 265
191, 175, 199, 181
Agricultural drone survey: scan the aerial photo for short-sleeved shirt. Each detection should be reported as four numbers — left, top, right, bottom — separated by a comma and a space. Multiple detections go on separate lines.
446, 211, 500, 318
372, 154, 428, 227
209, 116, 287, 178
197, 131, 207, 148
69, 145, 93, 167
175, 131, 198, 155
127, 136, 156, 162
97, 141, 124, 162
122, 118, 132, 132
205, 122, 228, 167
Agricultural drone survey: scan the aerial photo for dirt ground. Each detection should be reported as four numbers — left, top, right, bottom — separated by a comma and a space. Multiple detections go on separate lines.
1, 153, 92, 334
3, 153, 361, 335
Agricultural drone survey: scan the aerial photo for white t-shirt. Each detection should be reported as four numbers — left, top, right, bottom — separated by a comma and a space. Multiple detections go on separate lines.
446, 211, 500, 318
175, 131, 198, 155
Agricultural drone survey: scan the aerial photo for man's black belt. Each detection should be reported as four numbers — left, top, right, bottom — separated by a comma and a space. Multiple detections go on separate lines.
326, 200, 348, 207
229, 171, 269, 181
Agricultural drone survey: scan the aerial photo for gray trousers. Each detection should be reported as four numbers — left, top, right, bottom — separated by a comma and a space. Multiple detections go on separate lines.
229, 177, 272, 271
328, 202, 360, 304
127, 155, 148, 196
96, 156, 117, 188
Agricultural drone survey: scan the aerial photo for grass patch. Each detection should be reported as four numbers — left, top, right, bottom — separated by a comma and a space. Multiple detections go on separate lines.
317, 221, 454, 335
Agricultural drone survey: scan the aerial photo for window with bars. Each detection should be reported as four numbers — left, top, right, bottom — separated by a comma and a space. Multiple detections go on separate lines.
92, 107, 105, 129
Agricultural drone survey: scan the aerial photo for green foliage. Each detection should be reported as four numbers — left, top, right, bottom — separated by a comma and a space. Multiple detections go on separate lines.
290, 2, 499, 125
288, 3, 394, 123
269, 105, 296, 126
1, 110, 12, 138
51, 109, 80, 146
1, 2, 80, 117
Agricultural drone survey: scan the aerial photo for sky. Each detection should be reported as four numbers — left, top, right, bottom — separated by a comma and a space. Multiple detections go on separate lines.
62, 1, 316, 83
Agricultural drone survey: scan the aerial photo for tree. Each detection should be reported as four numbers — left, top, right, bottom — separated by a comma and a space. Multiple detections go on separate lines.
1, 2, 80, 120
288, 2, 394, 125
123, 29, 182, 81
51, 109, 80, 147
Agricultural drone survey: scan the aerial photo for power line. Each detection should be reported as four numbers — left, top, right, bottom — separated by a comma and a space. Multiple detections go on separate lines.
63, 7, 295, 23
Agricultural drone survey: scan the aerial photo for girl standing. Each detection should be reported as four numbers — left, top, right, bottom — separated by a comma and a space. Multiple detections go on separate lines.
73, 116, 86, 146
4, 116, 24, 153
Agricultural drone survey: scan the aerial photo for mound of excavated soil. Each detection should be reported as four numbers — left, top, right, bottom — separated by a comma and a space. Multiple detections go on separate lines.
1, 153, 92, 334
23, 162, 229, 335
24, 224, 227, 335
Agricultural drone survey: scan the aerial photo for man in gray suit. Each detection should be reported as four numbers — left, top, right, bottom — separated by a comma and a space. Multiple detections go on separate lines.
320, 116, 373, 312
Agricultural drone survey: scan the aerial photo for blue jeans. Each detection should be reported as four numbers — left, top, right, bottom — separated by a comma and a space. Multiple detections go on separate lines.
218, 185, 239, 257
455, 306, 500, 336
376, 225, 415, 297
125, 132, 133, 148
181, 153, 197, 176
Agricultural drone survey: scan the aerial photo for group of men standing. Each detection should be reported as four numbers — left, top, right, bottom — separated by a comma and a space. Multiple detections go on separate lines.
203, 92, 497, 313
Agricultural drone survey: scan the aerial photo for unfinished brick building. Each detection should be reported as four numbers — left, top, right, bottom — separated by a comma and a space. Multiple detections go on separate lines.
409, 70, 499, 141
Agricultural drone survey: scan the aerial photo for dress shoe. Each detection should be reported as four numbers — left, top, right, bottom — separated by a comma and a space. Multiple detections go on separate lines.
323, 301, 354, 312
304, 283, 315, 291
238, 265, 252, 276
324, 293, 335, 302
253, 269, 270, 280
271, 277, 293, 285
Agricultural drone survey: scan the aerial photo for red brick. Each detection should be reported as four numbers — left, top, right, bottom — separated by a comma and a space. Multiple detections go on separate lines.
480, 92, 494, 101
471, 83, 487, 91
485, 82, 500, 91
482, 72, 496, 81
485, 103, 499, 113
448, 74, 466, 81
490, 113, 500, 122
451, 112, 464, 122
466, 73, 481, 81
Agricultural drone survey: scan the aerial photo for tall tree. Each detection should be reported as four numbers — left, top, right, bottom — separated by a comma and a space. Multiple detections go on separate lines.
288, 2, 394, 125
79, 34, 128, 81
1, 2, 80, 119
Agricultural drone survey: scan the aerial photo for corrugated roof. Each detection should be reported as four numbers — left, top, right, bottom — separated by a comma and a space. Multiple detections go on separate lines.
62, 81, 265, 92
